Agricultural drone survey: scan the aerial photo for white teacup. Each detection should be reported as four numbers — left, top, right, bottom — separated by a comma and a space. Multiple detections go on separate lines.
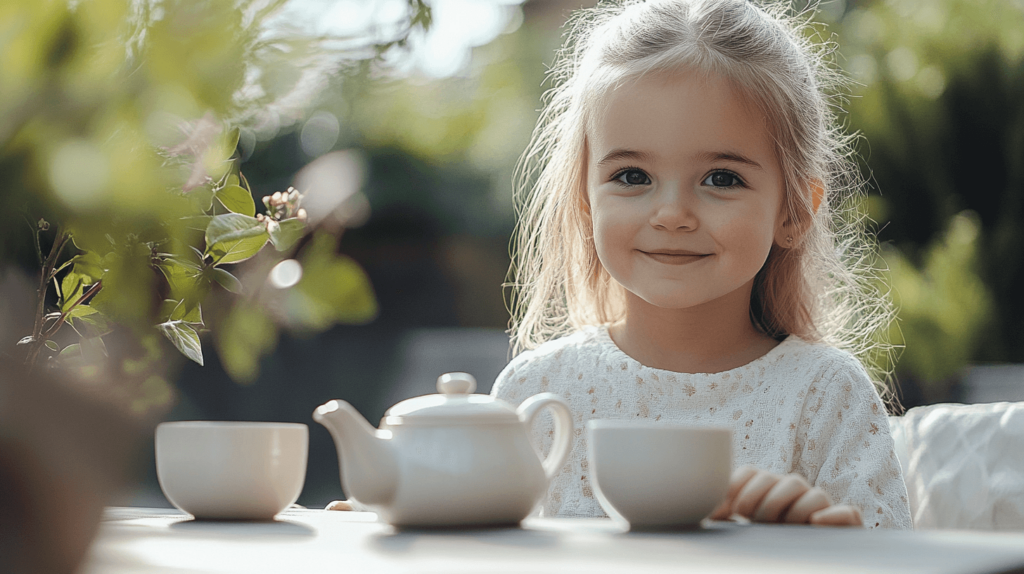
587, 420, 732, 530
155, 421, 308, 520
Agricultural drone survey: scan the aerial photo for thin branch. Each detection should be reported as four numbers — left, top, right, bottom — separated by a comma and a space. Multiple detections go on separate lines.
26, 227, 72, 370
25, 216, 44, 266
42, 280, 103, 340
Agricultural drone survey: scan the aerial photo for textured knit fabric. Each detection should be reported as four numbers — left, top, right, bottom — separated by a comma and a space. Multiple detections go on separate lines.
491, 325, 913, 529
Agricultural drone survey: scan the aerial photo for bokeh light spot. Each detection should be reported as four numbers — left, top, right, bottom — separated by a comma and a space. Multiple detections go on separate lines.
300, 111, 340, 158
885, 47, 919, 83
848, 54, 878, 85
915, 66, 946, 99
49, 140, 110, 209
269, 259, 303, 289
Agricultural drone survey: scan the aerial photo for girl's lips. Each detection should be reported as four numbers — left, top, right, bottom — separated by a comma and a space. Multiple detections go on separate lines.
639, 251, 710, 265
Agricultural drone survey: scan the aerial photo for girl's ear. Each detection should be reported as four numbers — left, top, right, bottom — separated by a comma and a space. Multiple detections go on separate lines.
809, 178, 824, 214
774, 178, 824, 248
773, 218, 795, 248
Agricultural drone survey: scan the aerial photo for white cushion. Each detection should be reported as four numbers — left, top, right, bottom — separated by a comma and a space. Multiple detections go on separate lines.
889, 402, 1024, 530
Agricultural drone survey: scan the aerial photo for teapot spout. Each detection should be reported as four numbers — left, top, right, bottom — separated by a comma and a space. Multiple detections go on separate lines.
313, 400, 397, 507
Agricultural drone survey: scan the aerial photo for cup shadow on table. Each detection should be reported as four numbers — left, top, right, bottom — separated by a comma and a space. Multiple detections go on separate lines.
168, 518, 316, 538
369, 519, 738, 554
621, 517, 748, 533
368, 524, 562, 553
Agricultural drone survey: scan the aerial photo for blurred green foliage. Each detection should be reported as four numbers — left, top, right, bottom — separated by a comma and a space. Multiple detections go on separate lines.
342, 27, 548, 236
837, 0, 1024, 402
881, 212, 993, 399
0, 0, 428, 411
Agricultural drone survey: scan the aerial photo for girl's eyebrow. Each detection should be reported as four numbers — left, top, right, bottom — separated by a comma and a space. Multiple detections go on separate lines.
596, 148, 656, 167
696, 150, 764, 171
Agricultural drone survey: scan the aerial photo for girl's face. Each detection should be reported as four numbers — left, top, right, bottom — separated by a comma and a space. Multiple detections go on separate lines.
586, 69, 788, 312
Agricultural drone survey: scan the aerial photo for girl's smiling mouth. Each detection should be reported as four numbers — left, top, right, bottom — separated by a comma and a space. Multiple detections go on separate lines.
638, 250, 711, 265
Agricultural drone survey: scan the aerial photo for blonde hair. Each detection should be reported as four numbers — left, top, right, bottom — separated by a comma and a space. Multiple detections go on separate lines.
507, 0, 896, 384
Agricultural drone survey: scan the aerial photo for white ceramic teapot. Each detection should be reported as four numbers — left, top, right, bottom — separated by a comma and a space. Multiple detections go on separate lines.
313, 372, 573, 527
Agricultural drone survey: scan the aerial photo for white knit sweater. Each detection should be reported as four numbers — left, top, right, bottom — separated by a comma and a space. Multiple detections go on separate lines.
491, 325, 913, 529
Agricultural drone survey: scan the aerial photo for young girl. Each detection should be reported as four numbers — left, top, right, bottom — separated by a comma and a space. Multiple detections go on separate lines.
491, 0, 913, 529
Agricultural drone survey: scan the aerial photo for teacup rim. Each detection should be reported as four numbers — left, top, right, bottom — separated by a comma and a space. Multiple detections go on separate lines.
157, 421, 308, 431
586, 419, 731, 434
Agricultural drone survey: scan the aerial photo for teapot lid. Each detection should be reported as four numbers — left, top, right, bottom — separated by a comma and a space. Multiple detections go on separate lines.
383, 373, 519, 426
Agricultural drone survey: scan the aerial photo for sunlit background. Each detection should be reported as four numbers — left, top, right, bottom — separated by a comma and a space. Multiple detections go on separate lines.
2, 0, 1024, 517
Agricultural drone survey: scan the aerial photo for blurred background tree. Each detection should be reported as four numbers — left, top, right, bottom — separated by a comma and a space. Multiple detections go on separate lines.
833, 0, 1024, 406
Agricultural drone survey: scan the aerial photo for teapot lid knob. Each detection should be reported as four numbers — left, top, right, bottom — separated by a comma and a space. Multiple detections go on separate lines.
437, 372, 477, 395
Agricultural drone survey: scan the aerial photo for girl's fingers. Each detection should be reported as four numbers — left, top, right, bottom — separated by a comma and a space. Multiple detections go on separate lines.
325, 500, 353, 511
709, 466, 760, 520
809, 504, 864, 527
782, 487, 832, 524
732, 469, 780, 519
753, 474, 811, 523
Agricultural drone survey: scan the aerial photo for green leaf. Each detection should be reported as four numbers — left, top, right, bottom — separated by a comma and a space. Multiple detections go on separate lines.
67, 305, 97, 319
60, 271, 85, 313
205, 213, 264, 246
175, 303, 203, 324
190, 186, 215, 212
225, 128, 240, 158
283, 233, 377, 331
158, 260, 206, 304
216, 185, 256, 216
81, 336, 107, 362
208, 233, 268, 265
158, 321, 204, 366
205, 214, 268, 264
59, 343, 81, 358
212, 268, 243, 293
268, 218, 305, 252
74, 312, 114, 338
72, 252, 106, 281
45, 340, 59, 352
181, 215, 213, 232
215, 305, 277, 384
160, 299, 203, 324
168, 255, 202, 272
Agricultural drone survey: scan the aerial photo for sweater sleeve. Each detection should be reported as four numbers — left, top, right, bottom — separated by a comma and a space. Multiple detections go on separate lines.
491, 355, 534, 405
491, 352, 550, 442
792, 355, 913, 529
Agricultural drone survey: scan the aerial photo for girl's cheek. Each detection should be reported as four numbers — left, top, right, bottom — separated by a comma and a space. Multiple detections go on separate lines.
715, 215, 775, 269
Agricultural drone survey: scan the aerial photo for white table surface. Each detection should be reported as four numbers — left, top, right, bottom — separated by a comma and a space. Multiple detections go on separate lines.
83, 507, 1024, 574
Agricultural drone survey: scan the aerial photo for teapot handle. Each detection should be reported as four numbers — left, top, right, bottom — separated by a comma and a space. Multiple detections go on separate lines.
516, 393, 574, 481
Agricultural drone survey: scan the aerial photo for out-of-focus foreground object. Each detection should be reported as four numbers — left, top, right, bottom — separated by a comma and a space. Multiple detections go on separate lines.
0, 361, 145, 574
890, 402, 1024, 529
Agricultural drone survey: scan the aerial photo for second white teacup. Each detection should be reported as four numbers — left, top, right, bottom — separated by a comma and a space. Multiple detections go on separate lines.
155, 421, 308, 520
587, 420, 732, 530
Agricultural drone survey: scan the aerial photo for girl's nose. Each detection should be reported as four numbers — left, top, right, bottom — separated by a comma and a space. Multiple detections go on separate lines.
649, 184, 698, 231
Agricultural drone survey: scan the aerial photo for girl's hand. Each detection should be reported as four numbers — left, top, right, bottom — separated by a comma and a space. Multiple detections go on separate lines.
709, 466, 863, 527
325, 500, 354, 511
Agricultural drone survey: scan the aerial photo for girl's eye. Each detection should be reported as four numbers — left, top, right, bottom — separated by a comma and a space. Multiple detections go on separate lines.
614, 169, 651, 186
703, 171, 743, 188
